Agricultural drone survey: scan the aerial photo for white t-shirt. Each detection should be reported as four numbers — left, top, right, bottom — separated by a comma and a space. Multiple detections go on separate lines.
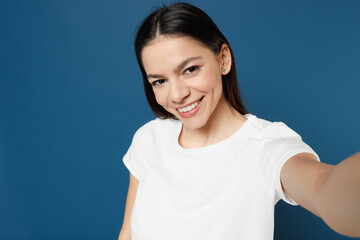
123, 113, 320, 240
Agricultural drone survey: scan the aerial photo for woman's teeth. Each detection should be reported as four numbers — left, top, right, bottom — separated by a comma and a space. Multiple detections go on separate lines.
178, 99, 200, 113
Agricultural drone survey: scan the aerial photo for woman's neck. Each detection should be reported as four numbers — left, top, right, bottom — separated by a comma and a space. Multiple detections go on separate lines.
178, 97, 247, 149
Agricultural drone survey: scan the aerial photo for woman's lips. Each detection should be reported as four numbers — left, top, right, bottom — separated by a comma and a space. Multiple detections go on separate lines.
176, 97, 204, 118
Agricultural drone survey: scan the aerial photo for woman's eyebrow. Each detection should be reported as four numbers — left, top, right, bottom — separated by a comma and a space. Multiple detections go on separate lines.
174, 56, 202, 73
147, 56, 202, 79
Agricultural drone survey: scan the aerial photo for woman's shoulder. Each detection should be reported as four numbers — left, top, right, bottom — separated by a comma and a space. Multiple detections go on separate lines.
132, 117, 181, 141
247, 114, 301, 140
138, 117, 180, 131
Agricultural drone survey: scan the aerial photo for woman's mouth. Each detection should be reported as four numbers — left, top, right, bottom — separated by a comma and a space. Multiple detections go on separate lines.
176, 97, 204, 118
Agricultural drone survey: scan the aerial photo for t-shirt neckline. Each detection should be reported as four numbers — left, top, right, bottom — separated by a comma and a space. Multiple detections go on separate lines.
174, 113, 254, 153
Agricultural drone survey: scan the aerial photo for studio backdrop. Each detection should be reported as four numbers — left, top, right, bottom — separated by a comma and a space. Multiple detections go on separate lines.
1, 0, 359, 239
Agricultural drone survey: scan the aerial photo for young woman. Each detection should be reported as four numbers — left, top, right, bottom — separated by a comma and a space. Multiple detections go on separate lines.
118, 3, 360, 240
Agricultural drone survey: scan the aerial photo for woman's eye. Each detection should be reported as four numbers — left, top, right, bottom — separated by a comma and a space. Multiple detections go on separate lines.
152, 79, 166, 86
184, 66, 199, 74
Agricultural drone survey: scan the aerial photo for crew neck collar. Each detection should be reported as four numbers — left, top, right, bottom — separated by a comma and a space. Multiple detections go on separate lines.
174, 113, 255, 153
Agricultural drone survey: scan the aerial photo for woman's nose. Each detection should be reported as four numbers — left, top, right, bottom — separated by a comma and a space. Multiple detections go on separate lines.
169, 80, 190, 103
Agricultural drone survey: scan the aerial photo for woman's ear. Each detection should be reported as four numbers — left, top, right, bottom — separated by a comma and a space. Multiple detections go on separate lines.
220, 44, 232, 75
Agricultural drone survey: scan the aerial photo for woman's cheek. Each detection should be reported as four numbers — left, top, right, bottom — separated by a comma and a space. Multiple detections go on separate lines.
201, 73, 220, 91
154, 90, 167, 108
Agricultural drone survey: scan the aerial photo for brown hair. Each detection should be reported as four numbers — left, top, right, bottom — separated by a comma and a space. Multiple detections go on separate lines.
135, 2, 248, 119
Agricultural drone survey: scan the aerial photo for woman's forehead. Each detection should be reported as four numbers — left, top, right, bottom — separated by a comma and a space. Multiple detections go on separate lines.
141, 36, 214, 72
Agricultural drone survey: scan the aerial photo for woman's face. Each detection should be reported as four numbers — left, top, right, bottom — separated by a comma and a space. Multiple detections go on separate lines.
141, 35, 231, 130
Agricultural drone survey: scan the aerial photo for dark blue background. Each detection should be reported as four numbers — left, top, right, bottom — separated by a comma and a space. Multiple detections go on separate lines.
1, 0, 359, 239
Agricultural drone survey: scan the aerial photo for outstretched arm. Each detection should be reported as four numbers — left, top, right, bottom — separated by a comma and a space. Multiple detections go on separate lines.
280, 152, 360, 237
118, 173, 139, 240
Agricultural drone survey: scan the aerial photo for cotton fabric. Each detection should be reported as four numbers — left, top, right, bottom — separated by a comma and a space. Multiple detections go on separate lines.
123, 114, 320, 240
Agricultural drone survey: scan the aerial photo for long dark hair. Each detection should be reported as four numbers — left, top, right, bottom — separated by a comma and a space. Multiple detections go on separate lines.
135, 2, 248, 119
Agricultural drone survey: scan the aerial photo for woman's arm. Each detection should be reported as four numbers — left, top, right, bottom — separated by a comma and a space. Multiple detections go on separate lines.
118, 173, 139, 240
280, 152, 360, 237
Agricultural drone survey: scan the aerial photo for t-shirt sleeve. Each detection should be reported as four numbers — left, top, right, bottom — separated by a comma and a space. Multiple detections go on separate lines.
258, 122, 320, 206
122, 127, 147, 181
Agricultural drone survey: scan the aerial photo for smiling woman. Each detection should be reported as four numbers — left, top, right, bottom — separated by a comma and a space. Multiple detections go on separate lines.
141, 36, 238, 132
118, 2, 360, 240
134, 3, 247, 121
